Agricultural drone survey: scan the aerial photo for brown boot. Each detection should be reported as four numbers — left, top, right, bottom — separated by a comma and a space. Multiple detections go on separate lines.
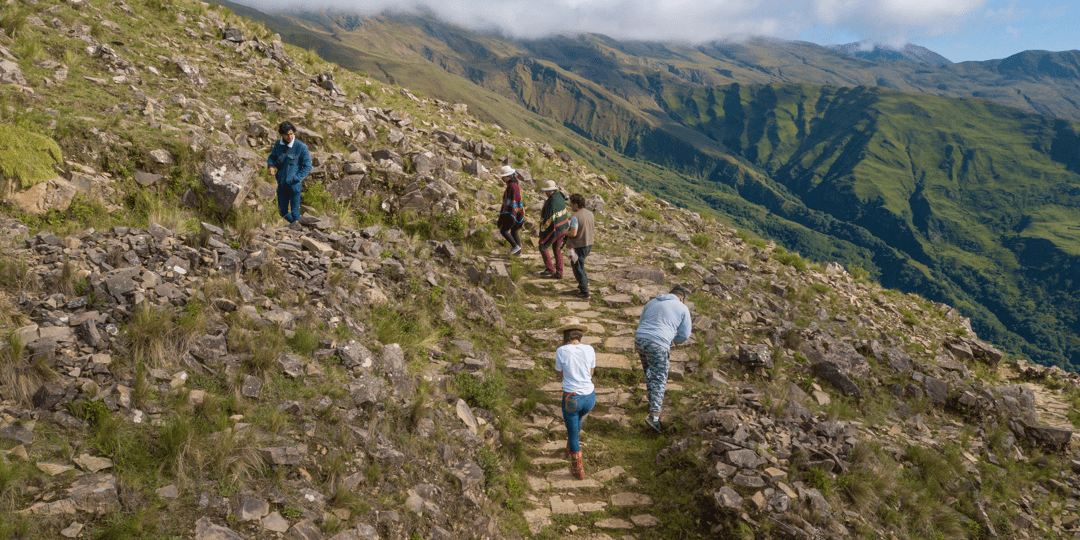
569, 451, 584, 480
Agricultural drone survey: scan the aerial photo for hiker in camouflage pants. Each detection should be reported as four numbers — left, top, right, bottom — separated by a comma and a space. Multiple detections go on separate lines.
634, 285, 692, 432
635, 337, 670, 415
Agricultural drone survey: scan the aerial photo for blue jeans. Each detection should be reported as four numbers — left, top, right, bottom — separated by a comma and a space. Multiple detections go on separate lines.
635, 337, 670, 414
277, 183, 302, 223
571, 246, 591, 294
562, 391, 596, 453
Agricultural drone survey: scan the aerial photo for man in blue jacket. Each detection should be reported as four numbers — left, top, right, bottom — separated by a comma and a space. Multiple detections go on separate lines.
635, 285, 693, 432
266, 121, 311, 223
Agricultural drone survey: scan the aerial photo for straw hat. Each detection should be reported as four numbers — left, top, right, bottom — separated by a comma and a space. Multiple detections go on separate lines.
496, 165, 516, 177
556, 316, 588, 334
538, 179, 559, 191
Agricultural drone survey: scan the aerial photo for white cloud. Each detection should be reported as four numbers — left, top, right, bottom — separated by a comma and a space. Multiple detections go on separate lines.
1039, 5, 1069, 19
239, 0, 990, 45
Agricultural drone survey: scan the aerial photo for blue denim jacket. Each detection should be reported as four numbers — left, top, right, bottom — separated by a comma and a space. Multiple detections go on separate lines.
267, 138, 312, 192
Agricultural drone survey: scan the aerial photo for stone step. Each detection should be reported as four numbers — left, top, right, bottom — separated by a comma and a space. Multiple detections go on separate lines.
601, 293, 635, 306
530, 457, 565, 467
529, 472, 604, 492
549, 494, 607, 514
504, 357, 536, 371
596, 515, 660, 529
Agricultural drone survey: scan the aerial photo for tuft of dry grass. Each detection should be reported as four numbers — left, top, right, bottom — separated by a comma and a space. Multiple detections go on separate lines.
0, 255, 39, 294
122, 302, 205, 369
0, 292, 27, 329
0, 332, 55, 408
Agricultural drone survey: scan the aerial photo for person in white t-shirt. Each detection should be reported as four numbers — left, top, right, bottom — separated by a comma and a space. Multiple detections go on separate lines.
555, 317, 596, 480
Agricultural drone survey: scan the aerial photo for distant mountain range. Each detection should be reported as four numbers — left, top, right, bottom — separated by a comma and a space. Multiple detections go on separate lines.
218, 3, 1080, 369
828, 42, 953, 67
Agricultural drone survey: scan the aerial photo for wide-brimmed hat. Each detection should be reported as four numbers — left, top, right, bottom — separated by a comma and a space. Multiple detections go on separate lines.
496, 165, 516, 177
556, 316, 588, 334
539, 179, 558, 191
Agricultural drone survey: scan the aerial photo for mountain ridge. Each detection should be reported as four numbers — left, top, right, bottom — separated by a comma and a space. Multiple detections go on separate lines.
227, 7, 1080, 370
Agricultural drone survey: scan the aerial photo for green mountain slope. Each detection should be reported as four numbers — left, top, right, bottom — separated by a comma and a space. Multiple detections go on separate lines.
230, 7, 1080, 368
658, 83, 1080, 367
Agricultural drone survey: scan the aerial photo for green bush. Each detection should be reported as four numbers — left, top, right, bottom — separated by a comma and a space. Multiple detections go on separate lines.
773, 248, 807, 272
639, 208, 660, 222
690, 233, 710, 248
0, 124, 62, 191
451, 372, 504, 411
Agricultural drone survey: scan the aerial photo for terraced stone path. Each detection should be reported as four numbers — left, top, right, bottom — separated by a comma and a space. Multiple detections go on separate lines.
998, 363, 1077, 439
490, 246, 694, 537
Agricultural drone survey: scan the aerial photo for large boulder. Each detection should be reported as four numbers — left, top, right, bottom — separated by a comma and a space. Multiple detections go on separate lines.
800, 336, 872, 379
0, 58, 28, 86
198, 146, 255, 213
7, 177, 77, 214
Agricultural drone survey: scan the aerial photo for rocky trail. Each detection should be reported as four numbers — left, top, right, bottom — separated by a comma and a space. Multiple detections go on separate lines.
4, 0, 1080, 537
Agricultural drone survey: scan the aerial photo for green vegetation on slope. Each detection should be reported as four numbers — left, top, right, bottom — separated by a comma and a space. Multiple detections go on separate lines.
658, 83, 1080, 368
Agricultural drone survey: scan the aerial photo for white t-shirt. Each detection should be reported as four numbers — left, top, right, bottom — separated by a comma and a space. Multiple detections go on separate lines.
555, 343, 596, 395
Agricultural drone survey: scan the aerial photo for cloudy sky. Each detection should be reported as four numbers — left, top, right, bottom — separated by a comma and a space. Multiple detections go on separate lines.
238, 0, 1074, 63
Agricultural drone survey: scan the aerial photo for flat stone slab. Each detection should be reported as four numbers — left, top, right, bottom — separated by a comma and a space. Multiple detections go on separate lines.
578, 501, 607, 512
604, 336, 636, 352
603, 294, 635, 305
622, 306, 645, 317
74, 454, 113, 473
631, 514, 660, 527
550, 495, 579, 515
531, 457, 565, 466
37, 462, 74, 476
594, 466, 626, 482
596, 353, 632, 370
565, 301, 591, 311
611, 492, 652, 507
529, 476, 551, 492
591, 411, 631, 427
595, 518, 633, 530
546, 471, 603, 490
505, 358, 536, 371
541, 440, 567, 452
524, 507, 552, 534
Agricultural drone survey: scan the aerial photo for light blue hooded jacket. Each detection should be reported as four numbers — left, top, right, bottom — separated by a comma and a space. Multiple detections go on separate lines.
635, 293, 692, 347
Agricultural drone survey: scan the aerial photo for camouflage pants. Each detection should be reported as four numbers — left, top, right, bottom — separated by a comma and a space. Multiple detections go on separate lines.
635, 337, 670, 414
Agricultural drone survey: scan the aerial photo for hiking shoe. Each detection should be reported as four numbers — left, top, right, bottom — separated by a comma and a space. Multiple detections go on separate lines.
575, 291, 590, 299
539, 270, 553, 277
509, 245, 521, 255
545, 273, 563, 280
645, 415, 664, 433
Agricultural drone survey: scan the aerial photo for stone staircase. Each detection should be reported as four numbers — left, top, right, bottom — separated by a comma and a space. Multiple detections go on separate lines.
491, 246, 691, 537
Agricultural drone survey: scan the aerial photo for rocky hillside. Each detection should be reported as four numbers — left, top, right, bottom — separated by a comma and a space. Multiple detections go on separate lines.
3, 1, 1080, 539
210, 6, 1080, 373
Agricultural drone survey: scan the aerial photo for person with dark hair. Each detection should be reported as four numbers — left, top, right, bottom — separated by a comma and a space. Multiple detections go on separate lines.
564, 193, 595, 299
496, 165, 525, 255
266, 121, 311, 224
537, 179, 570, 278
555, 316, 595, 480
635, 285, 692, 432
